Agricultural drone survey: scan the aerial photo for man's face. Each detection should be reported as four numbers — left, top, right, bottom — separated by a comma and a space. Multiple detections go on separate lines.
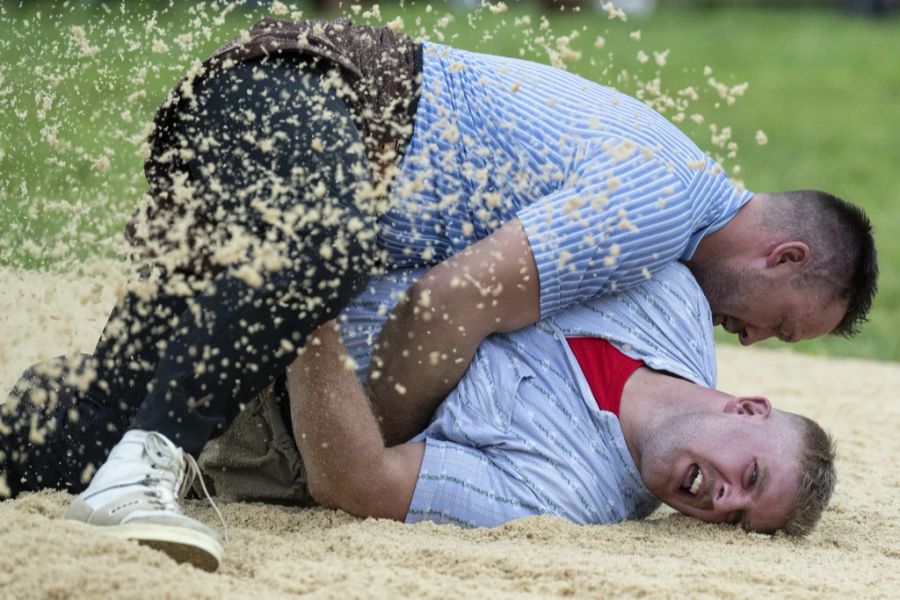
692, 264, 846, 346
638, 399, 802, 533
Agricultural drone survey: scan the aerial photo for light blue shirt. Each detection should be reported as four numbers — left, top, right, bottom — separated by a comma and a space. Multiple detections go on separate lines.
338, 263, 716, 528
378, 43, 752, 317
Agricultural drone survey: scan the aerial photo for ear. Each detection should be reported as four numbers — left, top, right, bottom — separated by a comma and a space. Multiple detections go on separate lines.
765, 241, 810, 273
723, 396, 773, 418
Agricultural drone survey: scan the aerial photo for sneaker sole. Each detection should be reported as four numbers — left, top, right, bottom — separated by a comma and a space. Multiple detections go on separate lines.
103, 522, 223, 572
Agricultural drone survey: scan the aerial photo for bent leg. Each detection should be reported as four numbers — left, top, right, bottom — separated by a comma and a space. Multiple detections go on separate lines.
130, 237, 368, 455
1, 355, 130, 496
1, 286, 192, 497
3, 57, 375, 496
127, 56, 376, 455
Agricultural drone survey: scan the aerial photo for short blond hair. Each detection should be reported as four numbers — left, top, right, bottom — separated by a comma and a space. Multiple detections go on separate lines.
782, 413, 837, 537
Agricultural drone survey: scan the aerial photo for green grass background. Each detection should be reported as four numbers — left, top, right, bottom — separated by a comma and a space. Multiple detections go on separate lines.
1, 1, 897, 361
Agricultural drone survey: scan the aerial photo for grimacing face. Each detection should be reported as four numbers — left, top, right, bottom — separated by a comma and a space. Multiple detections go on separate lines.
637, 398, 802, 533
691, 262, 846, 346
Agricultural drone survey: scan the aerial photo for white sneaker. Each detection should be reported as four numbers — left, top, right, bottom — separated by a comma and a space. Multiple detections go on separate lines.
65, 430, 227, 572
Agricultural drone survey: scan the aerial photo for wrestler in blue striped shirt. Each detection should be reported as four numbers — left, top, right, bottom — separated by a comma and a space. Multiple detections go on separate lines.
370, 42, 874, 447
384, 42, 751, 314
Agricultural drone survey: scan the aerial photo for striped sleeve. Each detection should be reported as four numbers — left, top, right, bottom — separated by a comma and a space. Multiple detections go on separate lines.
517, 138, 697, 317
682, 155, 754, 259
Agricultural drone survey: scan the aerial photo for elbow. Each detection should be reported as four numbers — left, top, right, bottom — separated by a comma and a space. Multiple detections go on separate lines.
307, 470, 358, 512
308, 446, 422, 522
305, 465, 382, 518
307, 475, 341, 510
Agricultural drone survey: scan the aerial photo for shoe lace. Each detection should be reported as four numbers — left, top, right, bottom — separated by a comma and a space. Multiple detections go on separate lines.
145, 432, 229, 542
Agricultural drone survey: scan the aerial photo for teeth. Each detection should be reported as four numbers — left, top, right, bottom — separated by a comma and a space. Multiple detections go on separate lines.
689, 468, 703, 495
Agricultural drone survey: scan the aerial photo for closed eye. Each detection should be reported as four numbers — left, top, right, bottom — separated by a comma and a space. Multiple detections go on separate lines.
748, 461, 759, 487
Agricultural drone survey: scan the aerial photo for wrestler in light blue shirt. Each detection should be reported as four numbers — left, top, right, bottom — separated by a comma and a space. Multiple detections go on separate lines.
338, 263, 715, 528
379, 42, 752, 317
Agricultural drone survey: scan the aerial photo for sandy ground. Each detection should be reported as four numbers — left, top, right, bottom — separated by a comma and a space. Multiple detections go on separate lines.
1, 268, 898, 599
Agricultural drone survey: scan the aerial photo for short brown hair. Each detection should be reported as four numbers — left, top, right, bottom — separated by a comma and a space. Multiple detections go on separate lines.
763, 190, 878, 337
782, 413, 837, 536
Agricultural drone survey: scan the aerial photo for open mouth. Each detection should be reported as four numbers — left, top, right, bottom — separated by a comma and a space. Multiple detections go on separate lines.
714, 314, 736, 332
681, 463, 703, 497
718, 316, 748, 340
722, 316, 737, 334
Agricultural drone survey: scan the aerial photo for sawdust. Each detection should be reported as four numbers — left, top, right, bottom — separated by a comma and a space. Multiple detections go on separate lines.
0, 269, 897, 598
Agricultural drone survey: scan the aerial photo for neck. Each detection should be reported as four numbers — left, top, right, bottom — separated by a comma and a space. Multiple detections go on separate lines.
687, 192, 763, 272
618, 369, 729, 470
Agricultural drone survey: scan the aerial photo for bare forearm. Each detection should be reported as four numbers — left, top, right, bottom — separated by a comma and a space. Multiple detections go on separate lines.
288, 323, 387, 496
369, 218, 540, 445
368, 283, 480, 445
287, 322, 423, 521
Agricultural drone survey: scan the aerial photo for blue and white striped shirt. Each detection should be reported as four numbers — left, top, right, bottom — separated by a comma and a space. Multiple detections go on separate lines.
338, 263, 716, 528
380, 43, 752, 316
